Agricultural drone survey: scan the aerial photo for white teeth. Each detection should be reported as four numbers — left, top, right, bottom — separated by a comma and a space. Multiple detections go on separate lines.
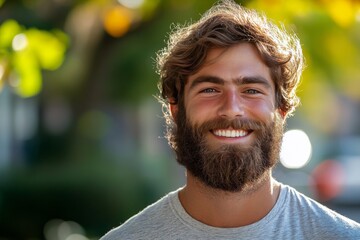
213, 129, 248, 138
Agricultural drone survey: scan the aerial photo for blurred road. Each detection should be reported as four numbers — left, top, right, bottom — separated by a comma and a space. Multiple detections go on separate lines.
333, 206, 360, 223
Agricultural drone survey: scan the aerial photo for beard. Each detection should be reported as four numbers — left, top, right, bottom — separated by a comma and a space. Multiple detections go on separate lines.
167, 101, 284, 193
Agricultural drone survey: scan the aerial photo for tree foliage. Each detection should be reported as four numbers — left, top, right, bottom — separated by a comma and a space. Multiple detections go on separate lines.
0, 19, 68, 97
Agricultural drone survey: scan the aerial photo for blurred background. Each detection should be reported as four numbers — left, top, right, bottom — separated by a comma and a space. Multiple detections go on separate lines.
0, 0, 359, 239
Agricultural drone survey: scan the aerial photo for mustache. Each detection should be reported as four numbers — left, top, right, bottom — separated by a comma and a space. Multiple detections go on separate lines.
191, 118, 266, 135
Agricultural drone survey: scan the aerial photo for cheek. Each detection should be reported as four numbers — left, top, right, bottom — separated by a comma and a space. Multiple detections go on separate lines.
185, 99, 217, 124
245, 99, 276, 123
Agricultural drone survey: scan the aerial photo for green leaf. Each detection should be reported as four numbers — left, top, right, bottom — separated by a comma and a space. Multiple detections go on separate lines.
0, 19, 23, 49
26, 29, 68, 70
12, 50, 42, 97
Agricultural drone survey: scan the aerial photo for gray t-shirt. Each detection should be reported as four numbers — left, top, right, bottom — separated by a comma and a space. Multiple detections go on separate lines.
101, 184, 360, 239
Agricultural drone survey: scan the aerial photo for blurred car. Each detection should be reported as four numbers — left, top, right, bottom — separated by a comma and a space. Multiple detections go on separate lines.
311, 137, 360, 206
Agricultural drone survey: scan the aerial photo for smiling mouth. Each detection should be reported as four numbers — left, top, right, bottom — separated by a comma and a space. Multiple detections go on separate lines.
212, 129, 251, 138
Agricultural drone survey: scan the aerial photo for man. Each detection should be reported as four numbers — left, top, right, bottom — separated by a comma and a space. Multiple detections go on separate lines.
102, 0, 360, 239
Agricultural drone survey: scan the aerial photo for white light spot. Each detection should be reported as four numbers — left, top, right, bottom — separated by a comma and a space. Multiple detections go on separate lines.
66, 234, 89, 240
118, 0, 144, 9
12, 33, 28, 51
280, 129, 312, 169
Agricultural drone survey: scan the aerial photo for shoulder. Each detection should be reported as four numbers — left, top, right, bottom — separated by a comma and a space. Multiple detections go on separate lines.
100, 189, 181, 240
280, 184, 360, 238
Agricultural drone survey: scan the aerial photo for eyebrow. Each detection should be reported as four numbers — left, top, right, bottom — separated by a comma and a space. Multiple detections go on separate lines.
189, 75, 272, 90
237, 76, 272, 89
189, 76, 224, 90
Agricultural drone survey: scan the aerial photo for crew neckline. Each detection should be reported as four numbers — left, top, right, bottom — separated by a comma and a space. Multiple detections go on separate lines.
168, 183, 288, 237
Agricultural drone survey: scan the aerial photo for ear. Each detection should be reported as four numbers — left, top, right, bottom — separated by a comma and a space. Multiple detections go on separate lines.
278, 109, 288, 121
169, 103, 178, 120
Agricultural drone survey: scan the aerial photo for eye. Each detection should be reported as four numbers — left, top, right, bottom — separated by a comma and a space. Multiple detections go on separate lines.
245, 89, 261, 94
200, 88, 218, 93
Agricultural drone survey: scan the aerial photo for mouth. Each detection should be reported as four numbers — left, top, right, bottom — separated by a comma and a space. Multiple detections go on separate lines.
212, 129, 252, 138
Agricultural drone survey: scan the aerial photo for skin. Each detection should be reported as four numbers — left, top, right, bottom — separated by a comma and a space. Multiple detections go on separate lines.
170, 43, 285, 228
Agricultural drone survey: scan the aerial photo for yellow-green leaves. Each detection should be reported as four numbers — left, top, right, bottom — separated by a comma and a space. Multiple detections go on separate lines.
0, 19, 68, 98
0, 20, 22, 49
12, 48, 41, 97
26, 29, 68, 71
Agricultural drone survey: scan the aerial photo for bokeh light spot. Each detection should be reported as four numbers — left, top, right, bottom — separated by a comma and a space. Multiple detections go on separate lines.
103, 6, 132, 37
118, 0, 144, 9
280, 129, 312, 169
66, 234, 89, 240
12, 33, 28, 51
326, 0, 354, 27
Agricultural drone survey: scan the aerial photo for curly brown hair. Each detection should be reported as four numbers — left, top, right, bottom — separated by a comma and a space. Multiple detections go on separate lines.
156, 0, 304, 121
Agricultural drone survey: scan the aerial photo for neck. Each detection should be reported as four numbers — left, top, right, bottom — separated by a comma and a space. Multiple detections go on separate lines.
178, 170, 280, 228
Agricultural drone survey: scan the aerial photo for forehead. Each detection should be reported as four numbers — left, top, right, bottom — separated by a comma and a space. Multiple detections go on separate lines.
187, 43, 273, 88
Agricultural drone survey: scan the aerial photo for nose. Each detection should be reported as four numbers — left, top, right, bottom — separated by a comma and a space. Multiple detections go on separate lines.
217, 90, 245, 119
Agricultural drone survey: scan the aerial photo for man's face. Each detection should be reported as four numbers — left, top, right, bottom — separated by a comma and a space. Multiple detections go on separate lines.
171, 43, 285, 192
